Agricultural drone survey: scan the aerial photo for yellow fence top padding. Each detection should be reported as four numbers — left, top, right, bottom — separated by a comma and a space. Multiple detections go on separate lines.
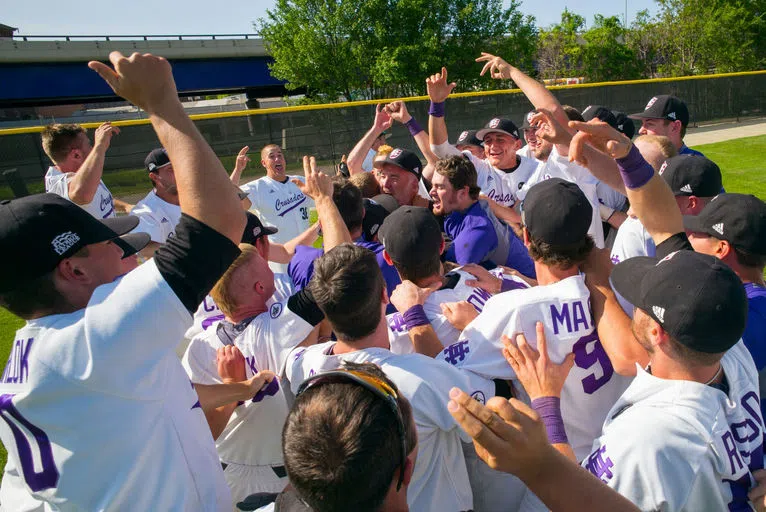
1, 69, 764, 136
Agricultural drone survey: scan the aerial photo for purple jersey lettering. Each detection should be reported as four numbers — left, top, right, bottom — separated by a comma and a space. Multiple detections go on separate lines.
584, 445, 614, 483
442, 341, 471, 366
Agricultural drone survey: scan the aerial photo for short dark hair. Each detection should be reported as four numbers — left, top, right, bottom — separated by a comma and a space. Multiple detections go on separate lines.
333, 179, 364, 232
667, 335, 723, 367
733, 246, 766, 270
389, 254, 441, 284
562, 105, 584, 123
283, 361, 416, 512
0, 270, 69, 319
434, 156, 481, 200
527, 232, 594, 269
41, 124, 86, 163
309, 244, 384, 341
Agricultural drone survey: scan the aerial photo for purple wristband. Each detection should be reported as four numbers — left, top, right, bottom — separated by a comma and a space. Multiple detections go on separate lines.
531, 397, 569, 444
616, 145, 654, 190
428, 101, 445, 118
406, 117, 423, 137
403, 304, 430, 330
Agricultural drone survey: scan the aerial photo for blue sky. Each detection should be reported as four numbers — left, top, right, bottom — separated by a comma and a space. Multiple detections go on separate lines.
4, 0, 658, 36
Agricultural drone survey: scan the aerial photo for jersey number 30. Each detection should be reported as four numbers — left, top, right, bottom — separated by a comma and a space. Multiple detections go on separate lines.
572, 332, 614, 394
0, 394, 59, 491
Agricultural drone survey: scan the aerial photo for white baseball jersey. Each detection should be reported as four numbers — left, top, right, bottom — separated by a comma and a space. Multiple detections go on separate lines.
287, 343, 496, 512
610, 215, 656, 264
517, 147, 605, 248
44, 166, 115, 219
0, 260, 230, 511
185, 273, 295, 340
387, 269, 530, 354
596, 181, 627, 212
516, 144, 531, 158
582, 341, 764, 511
437, 274, 632, 460
240, 176, 314, 246
431, 143, 536, 208
182, 299, 315, 502
361, 148, 376, 172
131, 189, 182, 244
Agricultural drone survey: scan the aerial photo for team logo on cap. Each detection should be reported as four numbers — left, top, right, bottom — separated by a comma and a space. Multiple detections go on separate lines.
652, 306, 666, 323
390, 148, 402, 159
668, 112, 677, 120
51, 231, 80, 255
712, 223, 724, 235
658, 161, 668, 175
251, 226, 262, 238
458, 131, 469, 142
680, 184, 693, 193
489, 118, 501, 128
370, 223, 380, 236
658, 250, 680, 264
583, 105, 593, 115
527, 112, 535, 123
645, 97, 658, 110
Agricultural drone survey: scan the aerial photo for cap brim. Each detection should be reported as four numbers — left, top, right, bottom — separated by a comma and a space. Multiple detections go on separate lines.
101, 215, 140, 238
262, 226, 278, 235
373, 157, 406, 172
609, 256, 659, 312
627, 111, 661, 120
115, 232, 151, 258
475, 128, 516, 140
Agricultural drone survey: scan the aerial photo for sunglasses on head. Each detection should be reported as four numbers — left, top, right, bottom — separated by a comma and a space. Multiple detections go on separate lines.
296, 369, 408, 491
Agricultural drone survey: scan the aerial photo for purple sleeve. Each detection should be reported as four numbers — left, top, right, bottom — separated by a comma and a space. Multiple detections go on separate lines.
377, 251, 402, 314
449, 225, 497, 265
288, 246, 324, 291
505, 233, 536, 279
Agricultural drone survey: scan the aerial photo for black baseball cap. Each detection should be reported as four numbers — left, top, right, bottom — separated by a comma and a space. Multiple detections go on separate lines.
476, 118, 521, 140
582, 105, 618, 130
658, 154, 722, 197
363, 194, 400, 241
145, 148, 171, 173
629, 95, 690, 126
0, 194, 139, 292
241, 211, 278, 245
378, 206, 442, 265
520, 111, 537, 130
115, 232, 151, 259
683, 193, 766, 255
521, 178, 592, 245
611, 250, 747, 353
456, 130, 483, 147
373, 148, 423, 179
612, 111, 635, 139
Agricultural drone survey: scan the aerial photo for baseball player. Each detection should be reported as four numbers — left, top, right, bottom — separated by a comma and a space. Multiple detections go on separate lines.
131, 148, 182, 243
183, 244, 325, 504
437, 179, 632, 460
42, 122, 132, 219
629, 94, 705, 157
286, 243, 521, 512
0, 52, 252, 510
517, 110, 553, 163
455, 129, 485, 159
240, 144, 315, 272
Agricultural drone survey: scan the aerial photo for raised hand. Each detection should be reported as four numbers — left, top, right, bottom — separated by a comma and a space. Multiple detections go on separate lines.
373, 103, 394, 133
385, 101, 412, 124
233, 146, 250, 174
216, 345, 247, 383
93, 122, 120, 149
502, 322, 574, 400
440, 300, 480, 331
426, 67, 457, 103
245, 370, 277, 397
476, 52, 514, 80
529, 109, 573, 146
293, 156, 333, 200
88, 52, 179, 115
390, 280, 441, 312
568, 120, 633, 167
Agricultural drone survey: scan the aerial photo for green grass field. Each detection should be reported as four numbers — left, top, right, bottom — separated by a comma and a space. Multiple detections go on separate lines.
0, 134, 763, 476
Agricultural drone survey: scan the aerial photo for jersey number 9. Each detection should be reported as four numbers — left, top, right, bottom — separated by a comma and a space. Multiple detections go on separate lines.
573, 332, 615, 394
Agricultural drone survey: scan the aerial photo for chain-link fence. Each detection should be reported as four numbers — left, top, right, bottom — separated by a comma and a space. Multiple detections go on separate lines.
1, 71, 764, 201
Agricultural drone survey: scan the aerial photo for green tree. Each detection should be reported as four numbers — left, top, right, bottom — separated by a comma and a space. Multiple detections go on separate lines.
624, 9, 662, 77
581, 15, 642, 82
258, 0, 537, 101
536, 9, 585, 80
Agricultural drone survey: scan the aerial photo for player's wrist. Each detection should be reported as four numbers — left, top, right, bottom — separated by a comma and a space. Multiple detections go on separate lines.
402, 304, 429, 330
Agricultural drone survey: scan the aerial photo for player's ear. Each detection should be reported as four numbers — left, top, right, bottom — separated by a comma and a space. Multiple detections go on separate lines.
716, 239, 731, 260
57, 256, 93, 285
439, 237, 446, 255
522, 227, 531, 247
381, 286, 389, 306
382, 249, 394, 266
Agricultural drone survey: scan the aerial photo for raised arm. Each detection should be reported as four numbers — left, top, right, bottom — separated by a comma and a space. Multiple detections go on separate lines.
568, 120, 683, 246
347, 104, 392, 175
229, 145, 250, 185
89, 52, 245, 243
67, 122, 119, 204
386, 101, 439, 165
293, 157, 352, 252
427, 67, 459, 154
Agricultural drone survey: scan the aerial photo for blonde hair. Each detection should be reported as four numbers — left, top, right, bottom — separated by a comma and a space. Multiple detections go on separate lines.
634, 134, 677, 159
376, 145, 394, 157
210, 244, 258, 318
348, 172, 381, 198
41, 124, 85, 163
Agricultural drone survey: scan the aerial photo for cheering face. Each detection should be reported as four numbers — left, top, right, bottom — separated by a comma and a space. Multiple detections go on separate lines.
529, 126, 553, 161
261, 147, 286, 178
638, 118, 672, 138
482, 132, 519, 168
378, 164, 418, 206
429, 172, 460, 216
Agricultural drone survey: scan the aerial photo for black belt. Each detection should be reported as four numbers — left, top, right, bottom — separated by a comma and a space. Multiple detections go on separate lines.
221, 462, 287, 478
